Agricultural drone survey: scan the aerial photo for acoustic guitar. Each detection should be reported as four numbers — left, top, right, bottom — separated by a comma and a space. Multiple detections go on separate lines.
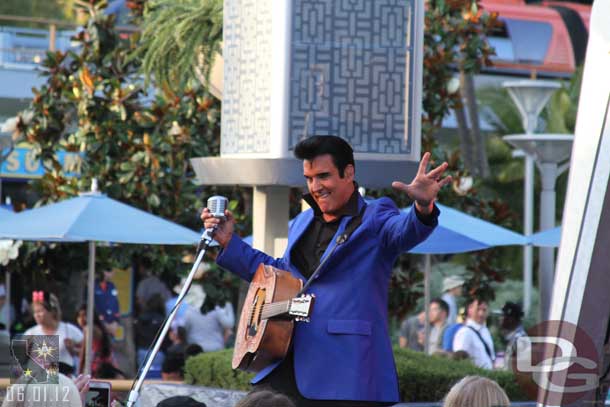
232, 263, 315, 372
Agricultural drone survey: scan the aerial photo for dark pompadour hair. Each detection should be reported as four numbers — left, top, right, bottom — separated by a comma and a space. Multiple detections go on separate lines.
293, 135, 355, 177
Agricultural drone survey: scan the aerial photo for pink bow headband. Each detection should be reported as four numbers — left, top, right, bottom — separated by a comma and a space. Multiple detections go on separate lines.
32, 291, 45, 303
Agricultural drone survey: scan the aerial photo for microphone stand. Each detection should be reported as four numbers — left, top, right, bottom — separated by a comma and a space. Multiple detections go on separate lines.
125, 228, 216, 407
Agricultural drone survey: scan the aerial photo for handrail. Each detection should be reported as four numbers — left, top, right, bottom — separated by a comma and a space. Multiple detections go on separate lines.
0, 14, 139, 33
0, 14, 78, 28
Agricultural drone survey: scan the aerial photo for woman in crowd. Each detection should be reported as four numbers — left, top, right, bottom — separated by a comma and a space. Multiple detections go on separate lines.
182, 298, 234, 353
24, 291, 83, 376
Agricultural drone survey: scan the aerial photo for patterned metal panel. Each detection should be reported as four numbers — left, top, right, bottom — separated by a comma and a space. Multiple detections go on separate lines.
221, 0, 273, 155
289, 0, 415, 155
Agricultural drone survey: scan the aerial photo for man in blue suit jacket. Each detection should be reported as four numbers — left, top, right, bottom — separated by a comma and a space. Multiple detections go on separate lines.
202, 136, 451, 407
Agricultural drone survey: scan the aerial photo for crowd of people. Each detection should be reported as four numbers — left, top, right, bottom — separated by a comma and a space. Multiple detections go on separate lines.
0, 253, 236, 386
399, 276, 527, 372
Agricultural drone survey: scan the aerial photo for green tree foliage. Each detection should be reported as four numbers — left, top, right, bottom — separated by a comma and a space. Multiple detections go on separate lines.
133, 0, 223, 90
10, 1, 225, 284
422, 0, 496, 141
388, 0, 505, 305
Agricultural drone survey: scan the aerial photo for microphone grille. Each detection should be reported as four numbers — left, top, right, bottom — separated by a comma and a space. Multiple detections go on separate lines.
207, 196, 228, 219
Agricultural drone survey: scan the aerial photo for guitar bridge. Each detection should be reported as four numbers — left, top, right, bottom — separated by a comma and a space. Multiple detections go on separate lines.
288, 294, 315, 322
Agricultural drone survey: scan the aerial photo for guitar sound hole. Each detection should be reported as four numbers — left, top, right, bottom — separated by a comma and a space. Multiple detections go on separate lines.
247, 288, 266, 338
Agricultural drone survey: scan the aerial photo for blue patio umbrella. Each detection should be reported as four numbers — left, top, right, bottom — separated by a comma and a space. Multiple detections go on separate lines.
529, 226, 561, 247
0, 186, 201, 374
0, 192, 200, 244
406, 203, 527, 254
0, 207, 14, 220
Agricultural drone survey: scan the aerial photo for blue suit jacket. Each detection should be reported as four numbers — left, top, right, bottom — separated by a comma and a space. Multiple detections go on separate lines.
217, 195, 438, 402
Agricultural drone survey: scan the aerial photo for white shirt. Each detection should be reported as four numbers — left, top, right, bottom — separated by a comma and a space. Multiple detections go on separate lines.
452, 319, 495, 369
24, 322, 83, 368
182, 303, 235, 352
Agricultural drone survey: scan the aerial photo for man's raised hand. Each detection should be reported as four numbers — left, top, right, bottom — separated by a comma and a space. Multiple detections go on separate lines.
391, 152, 452, 214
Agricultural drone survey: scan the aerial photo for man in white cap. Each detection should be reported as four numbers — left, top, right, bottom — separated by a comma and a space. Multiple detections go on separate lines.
441, 275, 464, 325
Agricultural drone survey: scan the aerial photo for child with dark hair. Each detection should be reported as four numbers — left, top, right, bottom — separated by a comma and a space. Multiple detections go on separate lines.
161, 353, 184, 381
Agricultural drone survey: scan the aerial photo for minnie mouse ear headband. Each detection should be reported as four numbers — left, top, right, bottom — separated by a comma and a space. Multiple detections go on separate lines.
32, 290, 48, 304
32, 291, 60, 312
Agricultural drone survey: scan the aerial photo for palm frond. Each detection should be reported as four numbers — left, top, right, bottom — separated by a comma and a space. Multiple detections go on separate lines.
133, 0, 223, 92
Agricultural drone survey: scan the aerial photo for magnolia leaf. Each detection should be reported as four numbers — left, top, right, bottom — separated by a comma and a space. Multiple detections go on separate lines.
80, 66, 95, 94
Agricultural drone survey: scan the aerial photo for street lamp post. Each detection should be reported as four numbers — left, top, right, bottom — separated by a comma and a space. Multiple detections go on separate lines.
503, 134, 573, 319
502, 80, 562, 318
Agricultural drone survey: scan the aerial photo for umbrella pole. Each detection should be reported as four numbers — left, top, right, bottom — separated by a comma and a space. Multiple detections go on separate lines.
424, 254, 431, 354
85, 241, 95, 376
6, 269, 10, 334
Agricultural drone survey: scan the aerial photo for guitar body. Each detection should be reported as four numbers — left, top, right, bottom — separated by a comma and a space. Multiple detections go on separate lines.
232, 264, 304, 372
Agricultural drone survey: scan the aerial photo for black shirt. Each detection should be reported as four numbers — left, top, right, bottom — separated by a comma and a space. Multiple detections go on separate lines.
290, 188, 360, 279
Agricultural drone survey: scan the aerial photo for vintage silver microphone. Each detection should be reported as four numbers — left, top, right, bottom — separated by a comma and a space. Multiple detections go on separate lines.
126, 196, 228, 406
207, 195, 228, 219
198, 195, 228, 250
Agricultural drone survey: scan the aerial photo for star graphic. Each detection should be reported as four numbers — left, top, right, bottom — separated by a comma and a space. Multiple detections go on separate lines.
32, 340, 57, 362
24, 368, 32, 377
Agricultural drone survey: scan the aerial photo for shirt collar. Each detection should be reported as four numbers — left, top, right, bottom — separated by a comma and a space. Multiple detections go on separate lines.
466, 319, 486, 330
302, 182, 360, 220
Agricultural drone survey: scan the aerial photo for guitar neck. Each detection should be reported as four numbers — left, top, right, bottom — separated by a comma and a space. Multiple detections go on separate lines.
261, 301, 291, 320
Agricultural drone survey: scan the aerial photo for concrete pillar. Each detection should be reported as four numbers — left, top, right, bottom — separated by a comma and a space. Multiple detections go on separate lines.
539, 162, 559, 320
523, 154, 534, 316
253, 186, 290, 257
